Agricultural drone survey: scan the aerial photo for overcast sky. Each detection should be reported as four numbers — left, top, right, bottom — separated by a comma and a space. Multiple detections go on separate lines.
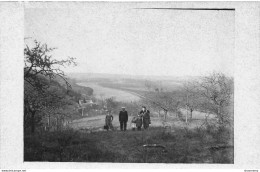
25, 3, 234, 77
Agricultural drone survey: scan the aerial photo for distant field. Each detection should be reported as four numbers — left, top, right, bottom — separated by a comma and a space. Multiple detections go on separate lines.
77, 82, 141, 102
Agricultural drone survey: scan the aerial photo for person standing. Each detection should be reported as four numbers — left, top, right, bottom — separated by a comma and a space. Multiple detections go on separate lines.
131, 115, 137, 131
140, 106, 151, 129
136, 113, 143, 131
105, 110, 114, 131
119, 107, 128, 131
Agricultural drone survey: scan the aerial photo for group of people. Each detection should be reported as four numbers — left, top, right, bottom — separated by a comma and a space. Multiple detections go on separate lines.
104, 106, 151, 131
131, 106, 151, 131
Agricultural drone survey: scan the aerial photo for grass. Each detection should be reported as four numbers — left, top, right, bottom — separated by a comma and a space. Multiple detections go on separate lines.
24, 125, 233, 163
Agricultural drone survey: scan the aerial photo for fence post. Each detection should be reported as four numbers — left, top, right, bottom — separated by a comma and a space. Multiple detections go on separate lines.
186, 94, 188, 124
164, 110, 167, 121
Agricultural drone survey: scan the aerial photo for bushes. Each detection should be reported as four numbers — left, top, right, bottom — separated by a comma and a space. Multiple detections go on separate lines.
24, 129, 122, 162
24, 134, 45, 161
203, 123, 232, 144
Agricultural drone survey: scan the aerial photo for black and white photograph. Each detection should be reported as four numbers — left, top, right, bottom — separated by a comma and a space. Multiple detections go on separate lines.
0, 1, 260, 170
23, 2, 234, 163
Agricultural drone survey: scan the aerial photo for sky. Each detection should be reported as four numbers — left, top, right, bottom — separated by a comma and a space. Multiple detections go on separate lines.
25, 3, 235, 77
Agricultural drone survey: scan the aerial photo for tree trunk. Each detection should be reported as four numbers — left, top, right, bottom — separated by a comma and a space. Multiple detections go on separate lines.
56, 117, 59, 131
217, 106, 224, 124
48, 114, 50, 131
31, 111, 36, 134
185, 105, 188, 123
219, 112, 224, 124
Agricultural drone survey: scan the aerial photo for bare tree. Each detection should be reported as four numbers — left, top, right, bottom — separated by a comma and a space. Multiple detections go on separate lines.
105, 97, 118, 112
24, 40, 77, 133
143, 85, 182, 121
195, 72, 234, 125
182, 82, 201, 119
24, 40, 76, 92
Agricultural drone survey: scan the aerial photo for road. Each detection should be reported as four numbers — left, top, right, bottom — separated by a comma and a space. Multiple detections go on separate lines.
69, 111, 214, 132
69, 114, 167, 131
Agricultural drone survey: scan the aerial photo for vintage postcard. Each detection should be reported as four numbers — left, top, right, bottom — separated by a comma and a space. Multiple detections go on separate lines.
0, 1, 260, 170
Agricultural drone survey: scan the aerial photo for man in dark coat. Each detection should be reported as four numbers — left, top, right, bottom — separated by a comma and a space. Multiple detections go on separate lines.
140, 106, 151, 129
119, 107, 128, 131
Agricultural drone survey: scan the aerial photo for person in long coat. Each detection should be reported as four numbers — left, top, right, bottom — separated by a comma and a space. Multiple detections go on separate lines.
119, 107, 128, 131
140, 106, 151, 129
105, 110, 113, 131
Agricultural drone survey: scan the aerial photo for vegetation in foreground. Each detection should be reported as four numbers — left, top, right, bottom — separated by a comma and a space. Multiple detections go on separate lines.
24, 125, 233, 163
23, 39, 234, 163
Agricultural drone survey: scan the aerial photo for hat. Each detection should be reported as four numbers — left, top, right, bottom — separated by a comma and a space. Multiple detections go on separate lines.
122, 107, 125, 109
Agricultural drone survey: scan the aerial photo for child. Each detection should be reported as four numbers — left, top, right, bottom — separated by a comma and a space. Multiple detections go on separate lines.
131, 116, 137, 131
136, 114, 143, 131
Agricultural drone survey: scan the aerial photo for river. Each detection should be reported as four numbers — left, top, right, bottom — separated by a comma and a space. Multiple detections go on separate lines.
77, 82, 141, 102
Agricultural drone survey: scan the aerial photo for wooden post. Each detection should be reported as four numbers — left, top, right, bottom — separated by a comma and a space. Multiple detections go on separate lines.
186, 105, 188, 124
47, 114, 50, 131
186, 94, 188, 124
164, 110, 167, 121
48, 114, 50, 126
56, 117, 58, 131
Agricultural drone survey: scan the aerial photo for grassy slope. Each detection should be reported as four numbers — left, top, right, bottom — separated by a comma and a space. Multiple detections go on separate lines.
24, 126, 233, 163
25, 77, 233, 163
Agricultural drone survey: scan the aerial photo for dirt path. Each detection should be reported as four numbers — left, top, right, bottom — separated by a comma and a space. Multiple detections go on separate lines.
69, 112, 211, 133
69, 115, 116, 131
69, 114, 165, 130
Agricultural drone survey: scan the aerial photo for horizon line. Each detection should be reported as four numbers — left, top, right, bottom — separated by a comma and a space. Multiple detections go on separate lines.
66, 72, 230, 78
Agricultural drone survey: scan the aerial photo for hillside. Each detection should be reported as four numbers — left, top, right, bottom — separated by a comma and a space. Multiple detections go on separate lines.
24, 126, 233, 163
